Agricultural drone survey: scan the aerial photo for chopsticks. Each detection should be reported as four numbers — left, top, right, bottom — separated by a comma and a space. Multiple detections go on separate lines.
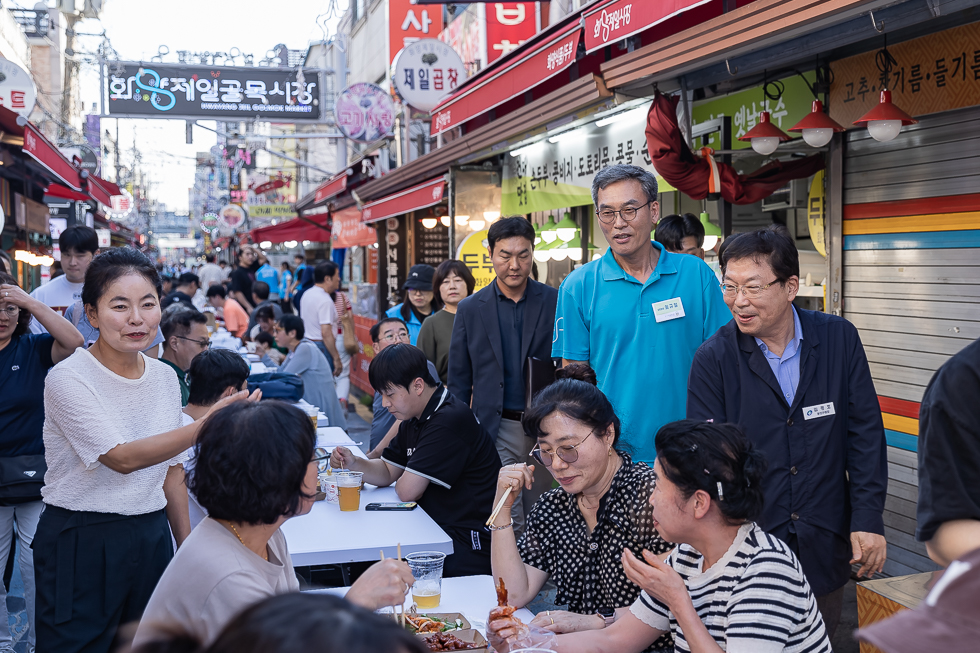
486, 487, 512, 526
382, 544, 406, 627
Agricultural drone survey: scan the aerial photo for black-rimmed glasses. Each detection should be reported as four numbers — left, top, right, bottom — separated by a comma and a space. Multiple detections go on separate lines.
176, 336, 211, 349
530, 432, 594, 467
596, 200, 653, 224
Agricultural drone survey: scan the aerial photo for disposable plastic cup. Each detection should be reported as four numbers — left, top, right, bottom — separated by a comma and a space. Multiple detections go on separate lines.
301, 404, 318, 429
405, 551, 446, 609
336, 471, 363, 511
319, 474, 339, 504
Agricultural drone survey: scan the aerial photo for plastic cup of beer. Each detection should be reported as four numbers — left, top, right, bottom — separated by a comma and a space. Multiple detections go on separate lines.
336, 471, 363, 511
405, 551, 446, 609
301, 404, 318, 429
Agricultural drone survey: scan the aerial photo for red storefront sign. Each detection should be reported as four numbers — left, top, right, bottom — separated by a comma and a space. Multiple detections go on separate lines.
332, 206, 377, 248
389, 0, 445, 64
350, 315, 376, 395
584, 0, 712, 52
486, 3, 538, 65
314, 173, 347, 204
361, 178, 445, 224
23, 123, 83, 191
431, 25, 581, 135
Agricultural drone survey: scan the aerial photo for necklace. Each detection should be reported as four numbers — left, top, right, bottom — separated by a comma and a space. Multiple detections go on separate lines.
225, 520, 269, 561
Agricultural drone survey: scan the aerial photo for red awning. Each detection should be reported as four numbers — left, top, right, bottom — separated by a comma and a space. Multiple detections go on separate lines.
314, 172, 348, 204
45, 184, 90, 202
361, 177, 445, 224
92, 176, 123, 198
22, 123, 83, 191
583, 0, 713, 52
430, 22, 582, 136
250, 216, 332, 244
332, 206, 377, 248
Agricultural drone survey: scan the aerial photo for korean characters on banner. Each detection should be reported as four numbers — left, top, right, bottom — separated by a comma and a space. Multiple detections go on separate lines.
393, 39, 466, 113
106, 64, 320, 120
414, 211, 450, 266
389, 0, 445, 64
384, 217, 409, 308
335, 83, 396, 143
0, 59, 36, 117
486, 3, 539, 65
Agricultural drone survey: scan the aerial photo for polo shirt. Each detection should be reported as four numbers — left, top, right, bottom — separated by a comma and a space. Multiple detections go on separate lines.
159, 357, 190, 406
0, 333, 54, 456
755, 306, 803, 405
255, 264, 280, 299
494, 281, 527, 411
552, 241, 730, 463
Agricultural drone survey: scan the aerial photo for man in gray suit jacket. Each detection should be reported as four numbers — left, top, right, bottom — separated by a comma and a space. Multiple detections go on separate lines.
449, 217, 558, 534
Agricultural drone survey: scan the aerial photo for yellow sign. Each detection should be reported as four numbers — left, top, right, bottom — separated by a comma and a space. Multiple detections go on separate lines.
456, 229, 495, 292
808, 170, 826, 258
248, 204, 296, 218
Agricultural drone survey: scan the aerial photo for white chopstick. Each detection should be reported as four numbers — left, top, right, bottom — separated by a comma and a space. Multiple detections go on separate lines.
486, 487, 512, 526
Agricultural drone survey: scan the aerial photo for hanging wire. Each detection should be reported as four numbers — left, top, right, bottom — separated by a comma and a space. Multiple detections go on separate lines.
875, 34, 897, 76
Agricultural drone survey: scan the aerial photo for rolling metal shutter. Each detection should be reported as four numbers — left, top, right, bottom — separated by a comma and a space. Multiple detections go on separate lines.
842, 105, 980, 577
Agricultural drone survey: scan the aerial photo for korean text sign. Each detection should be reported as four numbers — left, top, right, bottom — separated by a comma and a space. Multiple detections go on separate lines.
106, 63, 321, 121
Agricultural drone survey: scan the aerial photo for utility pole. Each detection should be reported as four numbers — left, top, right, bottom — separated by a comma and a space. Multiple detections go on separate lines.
60, 13, 80, 144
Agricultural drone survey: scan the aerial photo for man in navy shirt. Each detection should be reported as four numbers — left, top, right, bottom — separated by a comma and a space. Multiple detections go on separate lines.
687, 226, 887, 639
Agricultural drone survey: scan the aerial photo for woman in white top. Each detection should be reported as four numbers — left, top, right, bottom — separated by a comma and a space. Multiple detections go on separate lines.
133, 400, 416, 648
490, 420, 833, 653
33, 248, 253, 653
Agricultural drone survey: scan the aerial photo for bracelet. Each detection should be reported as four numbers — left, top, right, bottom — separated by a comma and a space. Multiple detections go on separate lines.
488, 519, 514, 531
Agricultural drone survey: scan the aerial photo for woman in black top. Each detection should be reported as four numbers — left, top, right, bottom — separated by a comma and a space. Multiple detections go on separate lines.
489, 364, 672, 650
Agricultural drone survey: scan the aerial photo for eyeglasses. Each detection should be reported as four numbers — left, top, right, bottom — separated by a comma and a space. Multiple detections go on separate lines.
720, 279, 782, 299
596, 200, 652, 224
176, 336, 211, 349
530, 431, 594, 467
0, 305, 20, 318
313, 447, 330, 472
380, 331, 410, 344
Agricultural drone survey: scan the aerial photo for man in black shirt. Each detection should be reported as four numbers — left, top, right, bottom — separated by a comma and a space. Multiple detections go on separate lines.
228, 246, 258, 312
916, 337, 980, 567
161, 273, 200, 310
331, 344, 501, 577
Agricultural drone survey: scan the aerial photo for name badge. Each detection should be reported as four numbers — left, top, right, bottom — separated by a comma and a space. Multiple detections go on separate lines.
803, 402, 835, 420
653, 298, 685, 323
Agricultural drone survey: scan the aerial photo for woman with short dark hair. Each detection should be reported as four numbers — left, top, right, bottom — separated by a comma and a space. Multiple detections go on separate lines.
33, 248, 252, 653
274, 314, 347, 430
417, 260, 475, 384
133, 401, 415, 648
0, 272, 82, 651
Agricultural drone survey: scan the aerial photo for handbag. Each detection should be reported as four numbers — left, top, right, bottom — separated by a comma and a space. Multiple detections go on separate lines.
247, 372, 305, 402
339, 293, 358, 356
0, 455, 46, 505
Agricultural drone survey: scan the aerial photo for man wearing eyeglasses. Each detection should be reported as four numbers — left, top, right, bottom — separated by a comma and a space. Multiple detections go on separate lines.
687, 226, 887, 640
552, 164, 730, 464
159, 305, 211, 406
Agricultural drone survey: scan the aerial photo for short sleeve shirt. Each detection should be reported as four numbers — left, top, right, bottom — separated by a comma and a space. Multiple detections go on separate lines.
552, 243, 730, 462
228, 267, 253, 299
300, 286, 337, 343
382, 387, 501, 542
0, 333, 55, 456
222, 299, 250, 339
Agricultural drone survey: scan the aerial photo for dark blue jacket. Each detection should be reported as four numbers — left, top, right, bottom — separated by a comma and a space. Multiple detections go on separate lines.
687, 308, 887, 596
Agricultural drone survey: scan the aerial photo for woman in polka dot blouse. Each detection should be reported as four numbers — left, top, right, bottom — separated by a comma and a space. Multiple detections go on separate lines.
488, 364, 672, 651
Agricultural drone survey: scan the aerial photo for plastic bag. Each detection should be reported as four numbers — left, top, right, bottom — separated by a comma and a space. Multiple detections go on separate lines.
486, 611, 559, 652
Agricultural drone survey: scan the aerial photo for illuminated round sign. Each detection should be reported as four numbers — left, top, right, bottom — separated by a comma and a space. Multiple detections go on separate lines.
107, 189, 134, 220
200, 212, 220, 233
393, 39, 465, 113
335, 83, 395, 143
219, 204, 247, 230
0, 59, 37, 118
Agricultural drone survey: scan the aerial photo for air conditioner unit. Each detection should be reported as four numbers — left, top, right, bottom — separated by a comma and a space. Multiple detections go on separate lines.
761, 178, 808, 212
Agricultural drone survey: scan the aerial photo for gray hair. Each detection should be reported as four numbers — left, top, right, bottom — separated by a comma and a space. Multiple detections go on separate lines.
591, 164, 658, 206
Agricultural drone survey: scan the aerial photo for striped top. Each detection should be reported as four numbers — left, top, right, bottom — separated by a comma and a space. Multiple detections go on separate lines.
630, 523, 831, 653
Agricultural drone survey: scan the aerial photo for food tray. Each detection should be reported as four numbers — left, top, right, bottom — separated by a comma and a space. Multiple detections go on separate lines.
404, 612, 471, 633
417, 628, 488, 651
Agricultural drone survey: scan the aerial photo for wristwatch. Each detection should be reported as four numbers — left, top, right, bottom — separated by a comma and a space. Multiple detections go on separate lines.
596, 606, 615, 628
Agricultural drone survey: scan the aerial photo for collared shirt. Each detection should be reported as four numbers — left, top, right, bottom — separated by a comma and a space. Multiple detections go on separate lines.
754, 306, 803, 406
494, 280, 527, 411
518, 454, 672, 651
553, 242, 731, 463
159, 357, 190, 406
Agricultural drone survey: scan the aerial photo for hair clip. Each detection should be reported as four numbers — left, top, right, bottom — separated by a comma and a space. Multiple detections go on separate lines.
746, 479, 751, 488
716, 481, 725, 501
690, 444, 698, 452
703, 468, 711, 475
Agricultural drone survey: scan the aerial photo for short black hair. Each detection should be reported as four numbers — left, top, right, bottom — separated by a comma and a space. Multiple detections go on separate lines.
294, 253, 305, 261
186, 348, 251, 407
82, 247, 162, 309
188, 400, 315, 524
719, 224, 799, 283
368, 343, 437, 393
252, 281, 270, 300
205, 253, 216, 263
254, 331, 276, 347
255, 305, 276, 322
524, 363, 622, 450
432, 259, 476, 302
59, 225, 99, 255
314, 261, 338, 284
370, 317, 408, 343
655, 420, 767, 524
161, 305, 207, 341
206, 285, 227, 299
0, 272, 30, 338
655, 213, 704, 251
487, 216, 535, 253
177, 272, 200, 287
278, 314, 304, 340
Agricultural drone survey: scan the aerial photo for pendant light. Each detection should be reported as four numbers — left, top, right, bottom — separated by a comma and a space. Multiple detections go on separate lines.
483, 210, 501, 224
468, 216, 485, 231
738, 112, 791, 155
561, 234, 583, 261
853, 90, 917, 142
554, 213, 578, 242
455, 214, 470, 226
440, 215, 451, 227
788, 100, 845, 147
699, 212, 722, 251
540, 215, 558, 243
421, 217, 438, 229
533, 239, 556, 262
532, 223, 542, 246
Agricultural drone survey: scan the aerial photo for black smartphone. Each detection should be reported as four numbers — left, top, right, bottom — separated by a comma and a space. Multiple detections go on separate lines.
365, 502, 418, 511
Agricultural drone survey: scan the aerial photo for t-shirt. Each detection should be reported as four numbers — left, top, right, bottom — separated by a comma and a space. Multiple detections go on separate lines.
417, 309, 455, 384
161, 290, 196, 310
299, 286, 337, 343
382, 387, 500, 553
630, 523, 831, 653
197, 263, 224, 290
132, 517, 299, 647
370, 359, 441, 450
0, 333, 54, 456
279, 271, 293, 300
159, 357, 190, 406
221, 299, 249, 339
228, 266, 254, 302
42, 348, 188, 514
279, 339, 347, 432
29, 275, 84, 333
255, 264, 280, 299
552, 242, 730, 462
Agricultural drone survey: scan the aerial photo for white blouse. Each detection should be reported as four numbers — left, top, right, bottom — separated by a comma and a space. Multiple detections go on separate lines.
41, 348, 187, 515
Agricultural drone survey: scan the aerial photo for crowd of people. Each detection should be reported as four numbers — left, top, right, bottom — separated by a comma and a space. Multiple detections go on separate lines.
0, 162, 975, 653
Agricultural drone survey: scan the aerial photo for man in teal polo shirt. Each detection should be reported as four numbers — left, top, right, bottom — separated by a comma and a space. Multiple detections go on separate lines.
552, 164, 730, 462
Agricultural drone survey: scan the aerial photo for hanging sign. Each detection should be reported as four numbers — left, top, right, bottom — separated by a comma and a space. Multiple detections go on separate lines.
60, 144, 100, 175
200, 212, 220, 233
388, 0, 445, 64
456, 229, 495, 292
219, 203, 247, 229
247, 204, 295, 218
393, 39, 466, 113
108, 189, 134, 219
332, 206, 378, 248
485, 3, 538, 65
808, 170, 826, 258
335, 83, 396, 143
0, 59, 37, 118
583, 0, 712, 52
96, 229, 112, 248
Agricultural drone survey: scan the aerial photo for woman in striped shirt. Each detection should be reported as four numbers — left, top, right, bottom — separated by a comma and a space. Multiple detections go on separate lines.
490, 420, 832, 653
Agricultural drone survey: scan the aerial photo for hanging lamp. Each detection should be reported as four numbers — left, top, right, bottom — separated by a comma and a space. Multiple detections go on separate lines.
554, 213, 578, 242
738, 112, 791, 155
788, 100, 845, 147
540, 215, 558, 243
700, 212, 722, 250
853, 90, 917, 142
533, 238, 556, 262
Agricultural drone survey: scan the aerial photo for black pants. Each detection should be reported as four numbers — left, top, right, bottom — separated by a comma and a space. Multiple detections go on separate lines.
33, 506, 173, 653
443, 530, 492, 578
